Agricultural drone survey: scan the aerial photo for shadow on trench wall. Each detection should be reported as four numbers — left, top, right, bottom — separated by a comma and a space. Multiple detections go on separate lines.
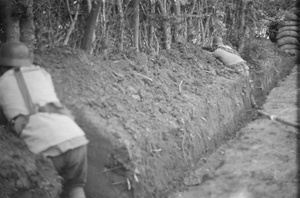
69, 50, 297, 198
72, 106, 134, 198
251, 55, 296, 107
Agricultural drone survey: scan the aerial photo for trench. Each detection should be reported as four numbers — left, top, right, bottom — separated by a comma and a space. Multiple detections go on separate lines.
0, 48, 296, 198
78, 54, 296, 198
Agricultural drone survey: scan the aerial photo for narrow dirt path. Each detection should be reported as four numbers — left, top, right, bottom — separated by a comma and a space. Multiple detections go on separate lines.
171, 66, 299, 198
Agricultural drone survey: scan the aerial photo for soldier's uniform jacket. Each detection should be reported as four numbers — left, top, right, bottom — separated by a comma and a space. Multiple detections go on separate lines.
212, 45, 245, 66
212, 45, 249, 77
0, 65, 88, 155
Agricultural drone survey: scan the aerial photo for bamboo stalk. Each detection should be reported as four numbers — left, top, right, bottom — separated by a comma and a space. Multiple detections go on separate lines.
64, 3, 80, 45
117, 0, 124, 51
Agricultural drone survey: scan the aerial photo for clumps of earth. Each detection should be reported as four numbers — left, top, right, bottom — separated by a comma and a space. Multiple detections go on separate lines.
0, 37, 295, 198
0, 127, 61, 198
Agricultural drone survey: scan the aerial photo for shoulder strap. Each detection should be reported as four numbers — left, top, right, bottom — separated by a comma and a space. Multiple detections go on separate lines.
14, 68, 36, 114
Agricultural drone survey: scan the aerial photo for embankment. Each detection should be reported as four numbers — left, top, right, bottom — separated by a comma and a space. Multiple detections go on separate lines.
57, 41, 295, 198
0, 39, 295, 198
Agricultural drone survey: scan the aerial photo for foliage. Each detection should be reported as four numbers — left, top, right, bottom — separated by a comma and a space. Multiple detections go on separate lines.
33, 0, 88, 49
0, 0, 296, 54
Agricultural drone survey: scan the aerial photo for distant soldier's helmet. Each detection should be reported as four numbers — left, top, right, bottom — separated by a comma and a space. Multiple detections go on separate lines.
0, 41, 32, 67
212, 36, 224, 46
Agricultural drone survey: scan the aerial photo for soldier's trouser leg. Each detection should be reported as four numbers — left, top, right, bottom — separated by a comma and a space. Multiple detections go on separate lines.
68, 186, 86, 198
49, 145, 87, 198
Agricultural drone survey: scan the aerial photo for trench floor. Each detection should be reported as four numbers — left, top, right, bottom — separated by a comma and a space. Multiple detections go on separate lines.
170, 66, 299, 198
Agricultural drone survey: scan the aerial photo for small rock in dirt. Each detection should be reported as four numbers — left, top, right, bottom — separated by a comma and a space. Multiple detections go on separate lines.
197, 62, 205, 69
127, 86, 138, 94
136, 52, 148, 65
131, 94, 141, 101
15, 177, 30, 189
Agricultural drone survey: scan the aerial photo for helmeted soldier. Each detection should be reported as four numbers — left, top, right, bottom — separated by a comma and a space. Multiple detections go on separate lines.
212, 36, 250, 77
0, 41, 88, 198
211, 36, 258, 108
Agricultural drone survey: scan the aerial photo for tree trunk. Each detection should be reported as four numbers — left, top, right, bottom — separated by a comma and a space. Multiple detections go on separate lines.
19, 0, 35, 51
133, 0, 140, 52
172, 0, 181, 43
64, 3, 80, 45
117, 0, 124, 51
149, 0, 155, 48
157, 0, 171, 50
101, 0, 106, 39
0, 0, 21, 42
199, 0, 205, 45
187, 0, 196, 42
204, 16, 210, 41
200, 19, 205, 45
86, 0, 92, 13
237, 0, 247, 53
81, 0, 101, 54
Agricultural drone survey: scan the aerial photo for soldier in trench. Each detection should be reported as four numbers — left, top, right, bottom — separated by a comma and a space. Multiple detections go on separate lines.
0, 41, 88, 198
211, 36, 258, 108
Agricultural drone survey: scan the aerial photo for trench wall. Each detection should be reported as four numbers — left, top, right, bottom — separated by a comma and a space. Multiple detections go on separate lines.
0, 49, 295, 198
251, 56, 296, 105
75, 55, 295, 198
0, 128, 62, 198
74, 78, 251, 198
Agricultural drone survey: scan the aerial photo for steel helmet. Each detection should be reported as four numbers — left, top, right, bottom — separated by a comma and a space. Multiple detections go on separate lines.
212, 36, 224, 46
0, 41, 32, 67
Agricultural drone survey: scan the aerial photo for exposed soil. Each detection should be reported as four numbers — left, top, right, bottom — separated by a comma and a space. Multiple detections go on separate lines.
37, 42, 253, 198
0, 38, 296, 198
171, 66, 299, 198
0, 128, 61, 198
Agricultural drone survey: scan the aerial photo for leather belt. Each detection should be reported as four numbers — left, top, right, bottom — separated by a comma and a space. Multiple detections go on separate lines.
8, 102, 66, 136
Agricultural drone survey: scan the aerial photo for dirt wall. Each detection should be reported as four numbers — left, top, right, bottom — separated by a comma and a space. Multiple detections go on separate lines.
251, 55, 295, 105
0, 39, 295, 198
0, 127, 62, 198
77, 76, 253, 198
43, 41, 294, 198
75, 45, 295, 198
